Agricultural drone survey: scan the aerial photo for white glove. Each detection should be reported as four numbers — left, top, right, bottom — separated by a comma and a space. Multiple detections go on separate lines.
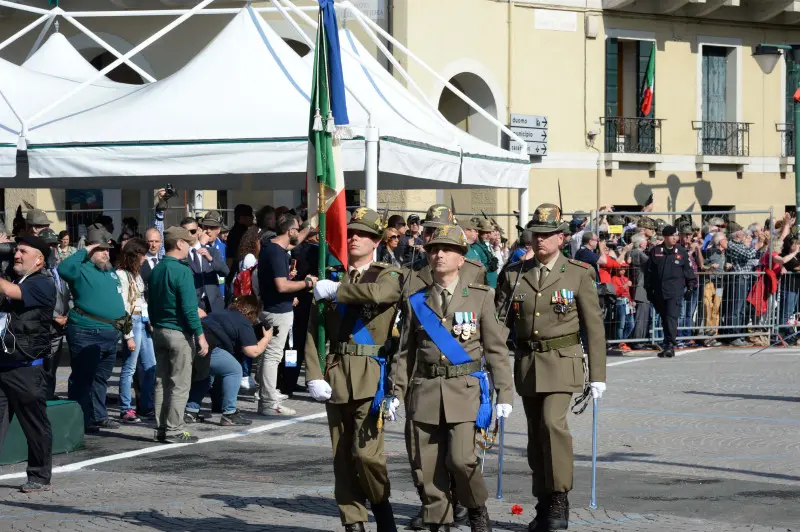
384, 397, 401, 422
590, 382, 606, 400
496, 403, 513, 419
307, 379, 332, 402
313, 280, 340, 301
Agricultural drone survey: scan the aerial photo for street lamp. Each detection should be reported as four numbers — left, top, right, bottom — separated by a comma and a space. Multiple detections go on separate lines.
755, 43, 800, 221
753, 45, 782, 74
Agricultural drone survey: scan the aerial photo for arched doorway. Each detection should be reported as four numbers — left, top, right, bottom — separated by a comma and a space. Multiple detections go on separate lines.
437, 72, 498, 145
89, 51, 145, 85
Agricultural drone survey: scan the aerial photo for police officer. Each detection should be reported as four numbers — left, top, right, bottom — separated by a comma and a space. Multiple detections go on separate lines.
495, 204, 606, 532
399, 204, 485, 530
644, 225, 697, 358
305, 207, 402, 532
0, 235, 56, 493
466, 219, 500, 288
389, 225, 513, 532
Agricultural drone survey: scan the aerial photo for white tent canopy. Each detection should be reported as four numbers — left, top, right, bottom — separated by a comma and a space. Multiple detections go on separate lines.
22, 32, 126, 87
23, 6, 529, 190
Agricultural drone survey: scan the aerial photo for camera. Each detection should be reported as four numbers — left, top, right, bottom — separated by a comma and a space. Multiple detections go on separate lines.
163, 183, 177, 201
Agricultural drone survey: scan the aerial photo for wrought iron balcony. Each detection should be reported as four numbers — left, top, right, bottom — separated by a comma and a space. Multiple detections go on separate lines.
778, 123, 795, 158
692, 121, 751, 157
601, 117, 662, 154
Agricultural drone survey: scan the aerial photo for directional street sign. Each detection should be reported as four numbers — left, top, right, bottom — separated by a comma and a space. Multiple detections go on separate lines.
510, 114, 548, 129
507, 113, 549, 156
511, 126, 547, 143
510, 140, 547, 156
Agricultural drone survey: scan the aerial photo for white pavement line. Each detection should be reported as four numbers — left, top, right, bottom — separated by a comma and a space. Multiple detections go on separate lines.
0, 411, 328, 481
607, 347, 710, 367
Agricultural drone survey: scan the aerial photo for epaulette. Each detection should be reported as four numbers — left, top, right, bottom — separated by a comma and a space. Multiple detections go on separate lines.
326, 265, 345, 273
568, 259, 590, 269
370, 261, 391, 269
464, 257, 484, 268
468, 282, 491, 291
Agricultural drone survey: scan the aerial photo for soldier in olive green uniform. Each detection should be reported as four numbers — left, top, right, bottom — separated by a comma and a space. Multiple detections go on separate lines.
399, 205, 485, 530
305, 208, 402, 532
495, 204, 607, 532
466, 219, 500, 288
389, 225, 514, 532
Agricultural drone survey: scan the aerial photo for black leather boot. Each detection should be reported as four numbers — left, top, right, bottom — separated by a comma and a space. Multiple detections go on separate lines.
527, 495, 551, 532
408, 485, 425, 530
547, 492, 570, 530
467, 505, 492, 532
345, 523, 366, 532
428, 526, 451, 532
372, 501, 398, 532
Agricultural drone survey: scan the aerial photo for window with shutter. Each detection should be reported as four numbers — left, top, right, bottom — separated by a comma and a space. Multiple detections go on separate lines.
605, 38, 619, 152
702, 46, 729, 154
637, 41, 656, 152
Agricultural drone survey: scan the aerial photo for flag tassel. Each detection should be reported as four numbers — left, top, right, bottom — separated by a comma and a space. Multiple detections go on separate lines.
325, 110, 336, 133
313, 108, 323, 132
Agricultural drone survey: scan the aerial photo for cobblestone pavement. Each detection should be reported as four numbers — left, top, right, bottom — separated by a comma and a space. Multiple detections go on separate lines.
1, 346, 798, 531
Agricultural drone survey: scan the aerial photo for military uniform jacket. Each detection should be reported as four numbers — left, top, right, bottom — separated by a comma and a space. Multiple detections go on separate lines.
406, 257, 487, 295
304, 262, 402, 404
496, 254, 606, 395
389, 276, 513, 425
644, 244, 697, 301
466, 241, 498, 286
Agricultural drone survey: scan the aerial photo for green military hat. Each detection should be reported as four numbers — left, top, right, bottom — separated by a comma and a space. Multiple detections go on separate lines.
26, 208, 53, 226
347, 207, 385, 236
678, 223, 694, 235
423, 224, 469, 253
422, 204, 455, 228
199, 210, 228, 230
476, 218, 495, 233
459, 216, 481, 231
528, 203, 568, 234
638, 216, 656, 230
38, 228, 58, 245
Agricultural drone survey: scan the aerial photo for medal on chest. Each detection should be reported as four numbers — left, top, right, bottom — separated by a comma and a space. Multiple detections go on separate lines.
551, 289, 574, 314
453, 312, 464, 336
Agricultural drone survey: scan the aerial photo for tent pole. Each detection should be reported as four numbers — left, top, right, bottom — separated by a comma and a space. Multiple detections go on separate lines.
63, 15, 157, 83
25, 0, 219, 127
0, 12, 52, 53
365, 125, 379, 210
518, 187, 529, 229
0, 1, 50, 15
25, 13, 56, 61
62, 6, 317, 17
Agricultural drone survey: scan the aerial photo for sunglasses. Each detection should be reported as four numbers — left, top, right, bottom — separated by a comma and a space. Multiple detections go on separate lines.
188, 229, 198, 234
387, 235, 400, 241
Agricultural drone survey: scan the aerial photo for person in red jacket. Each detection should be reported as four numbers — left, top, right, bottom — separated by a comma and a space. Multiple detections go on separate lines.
611, 266, 635, 350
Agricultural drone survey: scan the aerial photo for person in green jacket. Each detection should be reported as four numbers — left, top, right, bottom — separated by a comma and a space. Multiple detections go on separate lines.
148, 226, 209, 444
58, 226, 126, 434
466, 219, 500, 288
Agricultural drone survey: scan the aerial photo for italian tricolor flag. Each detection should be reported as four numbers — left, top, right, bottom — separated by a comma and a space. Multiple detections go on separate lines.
307, 1, 349, 269
640, 46, 655, 117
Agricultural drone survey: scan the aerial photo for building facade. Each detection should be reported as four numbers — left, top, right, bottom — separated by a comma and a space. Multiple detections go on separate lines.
0, 0, 798, 234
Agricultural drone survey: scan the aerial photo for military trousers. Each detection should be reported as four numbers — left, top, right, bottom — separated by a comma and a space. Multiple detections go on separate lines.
522, 393, 573, 496
326, 398, 390, 525
412, 416, 488, 525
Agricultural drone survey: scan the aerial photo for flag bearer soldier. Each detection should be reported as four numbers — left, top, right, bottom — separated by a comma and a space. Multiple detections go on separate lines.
495, 204, 607, 532
388, 225, 514, 532
401, 204, 485, 529
306, 207, 403, 532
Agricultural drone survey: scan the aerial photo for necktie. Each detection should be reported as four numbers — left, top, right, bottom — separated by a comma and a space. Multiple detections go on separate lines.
194, 249, 202, 272
538, 265, 548, 290
440, 288, 450, 316
350, 270, 361, 284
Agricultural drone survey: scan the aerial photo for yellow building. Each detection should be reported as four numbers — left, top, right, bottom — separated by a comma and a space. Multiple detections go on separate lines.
0, 0, 799, 233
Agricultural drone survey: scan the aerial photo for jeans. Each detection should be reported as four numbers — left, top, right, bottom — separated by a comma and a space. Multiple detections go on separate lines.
66, 326, 121, 428
679, 287, 699, 337
119, 316, 157, 412
728, 274, 753, 336
255, 311, 294, 409
186, 347, 242, 415
614, 299, 634, 340
780, 285, 800, 326
241, 357, 252, 379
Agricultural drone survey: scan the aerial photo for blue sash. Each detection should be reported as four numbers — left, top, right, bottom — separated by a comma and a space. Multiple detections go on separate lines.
408, 290, 492, 430
335, 305, 385, 415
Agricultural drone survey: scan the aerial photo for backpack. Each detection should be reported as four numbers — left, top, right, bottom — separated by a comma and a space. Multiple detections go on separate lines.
233, 264, 257, 298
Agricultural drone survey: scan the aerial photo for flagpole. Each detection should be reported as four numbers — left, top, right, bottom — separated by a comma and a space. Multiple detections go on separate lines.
317, 183, 327, 373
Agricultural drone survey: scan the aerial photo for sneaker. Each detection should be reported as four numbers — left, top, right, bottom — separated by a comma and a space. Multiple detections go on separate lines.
276, 392, 289, 401
161, 431, 199, 444
184, 411, 206, 424
704, 339, 723, 347
20, 481, 51, 493
220, 410, 253, 426
240, 376, 250, 389
619, 343, 632, 352
120, 409, 141, 424
248, 376, 257, 389
91, 419, 120, 430
259, 404, 297, 416
730, 338, 750, 347
138, 409, 156, 420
